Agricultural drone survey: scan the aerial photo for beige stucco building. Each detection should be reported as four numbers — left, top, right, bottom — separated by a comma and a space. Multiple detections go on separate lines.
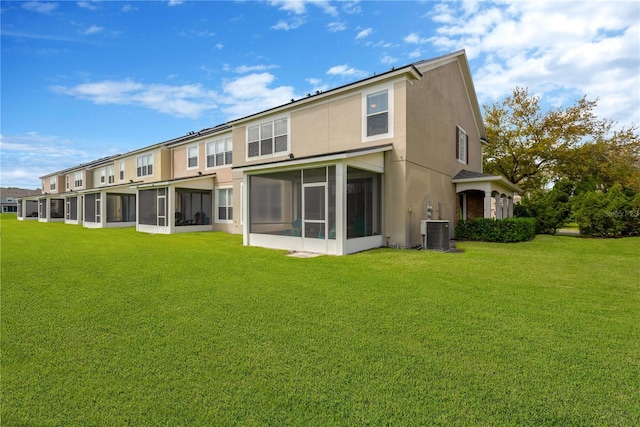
18, 50, 520, 255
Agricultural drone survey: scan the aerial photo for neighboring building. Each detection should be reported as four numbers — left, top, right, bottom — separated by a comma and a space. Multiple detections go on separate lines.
17, 50, 520, 255
2, 188, 41, 215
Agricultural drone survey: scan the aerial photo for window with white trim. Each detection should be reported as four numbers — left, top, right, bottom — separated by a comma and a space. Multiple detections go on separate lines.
216, 187, 233, 222
136, 153, 154, 177
74, 171, 83, 188
207, 136, 233, 168
49, 176, 56, 190
107, 166, 115, 184
66, 175, 70, 190
362, 85, 394, 142
119, 161, 125, 181
456, 126, 468, 164
366, 91, 388, 136
187, 145, 198, 168
100, 168, 106, 184
247, 117, 288, 158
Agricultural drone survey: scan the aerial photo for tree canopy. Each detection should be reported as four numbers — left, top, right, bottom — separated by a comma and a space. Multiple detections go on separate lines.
482, 87, 640, 194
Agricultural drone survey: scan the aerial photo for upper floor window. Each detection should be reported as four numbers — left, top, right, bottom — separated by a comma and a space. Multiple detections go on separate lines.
74, 172, 83, 188
66, 175, 70, 190
136, 153, 154, 177
100, 168, 106, 184
107, 166, 115, 184
187, 145, 198, 168
247, 117, 288, 158
49, 177, 56, 190
362, 85, 394, 142
366, 91, 388, 137
119, 161, 125, 181
207, 137, 232, 168
456, 126, 468, 164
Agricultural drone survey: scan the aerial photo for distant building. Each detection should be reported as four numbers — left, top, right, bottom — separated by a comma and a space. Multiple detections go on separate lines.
1, 187, 42, 214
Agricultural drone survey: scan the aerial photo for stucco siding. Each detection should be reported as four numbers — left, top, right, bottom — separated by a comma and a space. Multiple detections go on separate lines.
406, 60, 483, 178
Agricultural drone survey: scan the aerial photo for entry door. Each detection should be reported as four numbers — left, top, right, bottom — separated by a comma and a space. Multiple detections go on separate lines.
302, 183, 326, 252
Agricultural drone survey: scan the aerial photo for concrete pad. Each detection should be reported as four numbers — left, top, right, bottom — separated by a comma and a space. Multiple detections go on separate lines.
286, 251, 322, 258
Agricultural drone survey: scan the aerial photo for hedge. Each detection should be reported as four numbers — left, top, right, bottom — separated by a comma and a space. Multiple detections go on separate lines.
455, 217, 536, 242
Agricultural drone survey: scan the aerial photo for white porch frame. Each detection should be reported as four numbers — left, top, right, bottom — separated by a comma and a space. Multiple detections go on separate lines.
237, 145, 391, 255
453, 172, 521, 219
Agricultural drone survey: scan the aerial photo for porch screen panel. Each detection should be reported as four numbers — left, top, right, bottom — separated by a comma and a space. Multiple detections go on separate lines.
176, 189, 212, 225
17, 201, 22, 217
50, 199, 64, 218
122, 194, 136, 222
26, 200, 38, 217
107, 194, 136, 222
68, 197, 78, 220
138, 189, 158, 225
107, 194, 122, 222
250, 171, 300, 235
84, 194, 96, 222
328, 166, 336, 239
347, 167, 382, 239
39, 200, 46, 218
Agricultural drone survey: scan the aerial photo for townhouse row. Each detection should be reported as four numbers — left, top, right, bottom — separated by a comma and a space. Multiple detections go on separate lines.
18, 50, 520, 255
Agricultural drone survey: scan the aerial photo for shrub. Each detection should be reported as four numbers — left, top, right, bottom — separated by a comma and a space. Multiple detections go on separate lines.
455, 217, 536, 242
573, 185, 640, 237
515, 180, 574, 234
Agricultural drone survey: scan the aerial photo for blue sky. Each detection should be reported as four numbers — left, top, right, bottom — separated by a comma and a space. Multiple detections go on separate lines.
1, 0, 639, 189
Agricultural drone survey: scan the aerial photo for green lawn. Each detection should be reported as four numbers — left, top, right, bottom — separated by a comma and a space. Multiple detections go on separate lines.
2, 216, 639, 426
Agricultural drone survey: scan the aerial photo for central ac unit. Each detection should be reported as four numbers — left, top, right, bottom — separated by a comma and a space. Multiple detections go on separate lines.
420, 220, 450, 251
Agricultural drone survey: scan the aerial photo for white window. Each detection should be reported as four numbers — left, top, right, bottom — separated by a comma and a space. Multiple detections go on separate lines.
66, 175, 70, 190
74, 172, 83, 188
107, 166, 115, 184
457, 126, 468, 164
207, 136, 233, 168
136, 153, 154, 177
247, 117, 288, 158
367, 91, 388, 136
216, 187, 233, 223
100, 168, 106, 184
119, 161, 125, 181
49, 177, 56, 190
187, 145, 198, 169
362, 85, 394, 142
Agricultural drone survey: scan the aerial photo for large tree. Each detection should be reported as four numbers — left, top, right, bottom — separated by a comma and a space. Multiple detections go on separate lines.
483, 87, 640, 193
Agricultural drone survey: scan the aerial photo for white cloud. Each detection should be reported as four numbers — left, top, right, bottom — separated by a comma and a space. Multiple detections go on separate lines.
81, 25, 103, 35
269, 0, 306, 15
427, 1, 640, 128
0, 133, 99, 189
268, 0, 338, 30
21, 1, 58, 14
221, 73, 300, 118
48, 73, 302, 122
403, 32, 429, 44
268, 0, 338, 16
380, 55, 398, 65
355, 27, 372, 40
326, 64, 368, 78
168, 0, 183, 6
328, 22, 347, 32
77, 1, 99, 11
272, 17, 305, 31
50, 80, 219, 119
305, 77, 329, 93
215, 43, 224, 50
342, 1, 361, 15
234, 64, 279, 74
122, 4, 137, 12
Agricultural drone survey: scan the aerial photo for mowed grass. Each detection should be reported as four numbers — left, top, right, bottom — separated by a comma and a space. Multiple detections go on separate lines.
1, 216, 638, 426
